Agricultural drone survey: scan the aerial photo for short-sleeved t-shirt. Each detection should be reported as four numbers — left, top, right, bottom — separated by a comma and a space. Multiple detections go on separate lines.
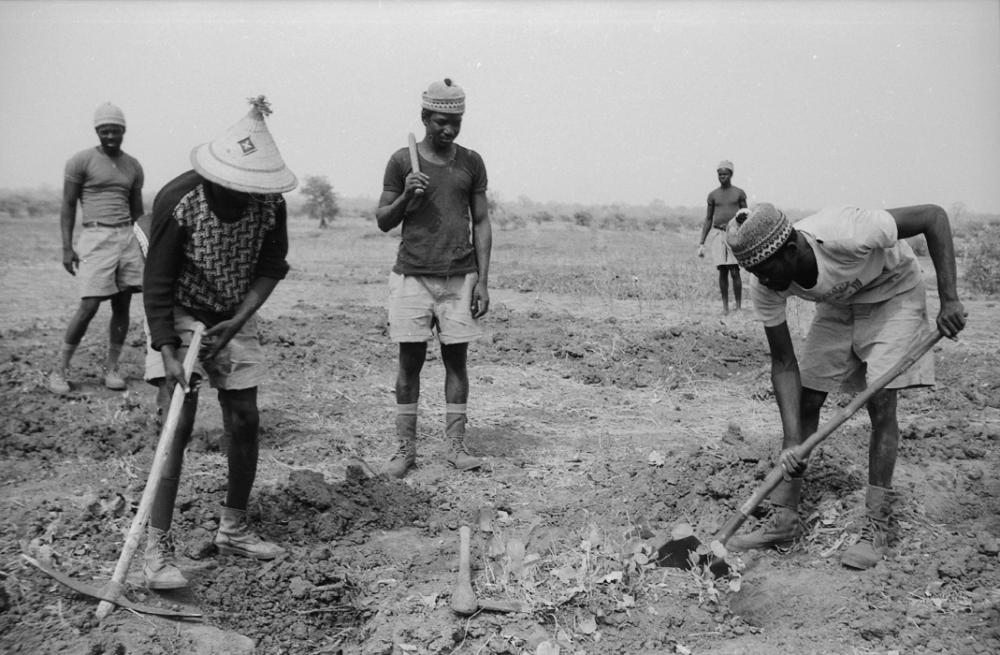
64, 146, 144, 225
382, 143, 487, 276
751, 205, 923, 327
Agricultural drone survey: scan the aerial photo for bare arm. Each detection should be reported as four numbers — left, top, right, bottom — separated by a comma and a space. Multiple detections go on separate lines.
699, 196, 715, 246
129, 184, 144, 220
764, 322, 810, 476
200, 277, 281, 360
888, 204, 966, 337
376, 170, 429, 233
470, 191, 492, 318
60, 180, 82, 275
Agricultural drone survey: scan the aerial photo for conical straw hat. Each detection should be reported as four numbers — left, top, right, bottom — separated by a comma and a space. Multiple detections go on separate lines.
191, 96, 297, 194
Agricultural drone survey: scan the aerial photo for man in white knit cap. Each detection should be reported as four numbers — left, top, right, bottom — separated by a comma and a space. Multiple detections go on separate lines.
697, 160, 747, 315
140, 96, 296, 589
50, 102, 145, 394
725, 202, 966, 569
376, 78, 493, 478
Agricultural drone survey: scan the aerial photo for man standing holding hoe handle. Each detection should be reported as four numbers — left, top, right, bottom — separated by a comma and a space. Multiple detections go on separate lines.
725, 202, 966, 569
376, 78, 492, 478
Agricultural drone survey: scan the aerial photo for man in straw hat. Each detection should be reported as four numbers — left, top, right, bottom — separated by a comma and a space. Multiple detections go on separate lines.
140, 96, 295, 588
697, 160, 747, 315
49, 102, 145, 394
725, 202, 966, 569
376, 78, 492, 478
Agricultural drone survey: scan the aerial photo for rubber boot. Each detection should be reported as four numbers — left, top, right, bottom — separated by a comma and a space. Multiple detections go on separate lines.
444, 406, 482, 471
841, 485, 892, 570
214, 506, 285, 560
386, 406, 418, 478
143, 527, 188, 590
726, 478, 805, 551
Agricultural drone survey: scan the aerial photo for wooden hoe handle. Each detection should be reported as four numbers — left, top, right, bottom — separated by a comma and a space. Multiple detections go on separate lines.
450, 525, 477, 615
96, 323, 206, 620
715, 329, 944, 545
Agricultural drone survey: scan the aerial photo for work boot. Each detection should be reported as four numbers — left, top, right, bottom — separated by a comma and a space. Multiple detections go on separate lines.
214, 506, 285, 560
143, 527, 188, 590
48, 370, 70, 394
444, 410, 482, 471
726, 478, 804, 551
841, 485, 892, 570
386, 410, 418, 478
103, 368, 126, 391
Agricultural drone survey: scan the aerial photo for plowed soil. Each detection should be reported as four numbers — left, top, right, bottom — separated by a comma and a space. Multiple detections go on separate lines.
1, 214, 998, 655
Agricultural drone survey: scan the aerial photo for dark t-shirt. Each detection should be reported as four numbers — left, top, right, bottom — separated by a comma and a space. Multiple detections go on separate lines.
382, 143, 487, 276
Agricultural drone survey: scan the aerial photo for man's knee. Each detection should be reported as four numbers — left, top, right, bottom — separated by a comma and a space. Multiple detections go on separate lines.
867, 389, 898, 424
220, 389, 260, 438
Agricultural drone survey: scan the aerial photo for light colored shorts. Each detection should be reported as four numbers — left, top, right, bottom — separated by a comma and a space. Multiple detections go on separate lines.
76, 224, 144, 298
708, 227, 738, 268
143, 308, 266, 391
387, 272, 481, 344
800, 281, 935, 393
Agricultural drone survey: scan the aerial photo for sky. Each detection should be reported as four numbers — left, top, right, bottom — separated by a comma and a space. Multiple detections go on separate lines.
1, 0, 999, 212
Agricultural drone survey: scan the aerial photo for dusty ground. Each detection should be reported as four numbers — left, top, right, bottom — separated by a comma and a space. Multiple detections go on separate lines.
1, 213, 998, 655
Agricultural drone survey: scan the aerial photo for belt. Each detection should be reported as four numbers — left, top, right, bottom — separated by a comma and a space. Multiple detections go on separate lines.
713, 226, 727, 231
82, 221, 131, 228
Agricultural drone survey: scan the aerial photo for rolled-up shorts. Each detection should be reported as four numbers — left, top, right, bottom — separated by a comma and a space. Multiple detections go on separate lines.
143, 308, 266, 391
709, 227, 738, 268
76, 224, 144, 298
387, 272, 481, 344
800, 281, 935, 393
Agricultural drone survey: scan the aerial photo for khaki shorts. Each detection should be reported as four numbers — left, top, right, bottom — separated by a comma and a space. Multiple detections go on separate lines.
143, 309, 266, 391
76, 224, 143, 298
800, 281, 935, 393
708, 228, 738, 268
387, 272, 481, 344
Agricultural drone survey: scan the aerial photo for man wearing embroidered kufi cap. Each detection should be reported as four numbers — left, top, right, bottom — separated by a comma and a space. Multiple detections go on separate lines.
140, 96, 296, 589
724, 201, 967, 570
376, 78, 493, 479
697, 160, 747, 315
48, 102, 146, 395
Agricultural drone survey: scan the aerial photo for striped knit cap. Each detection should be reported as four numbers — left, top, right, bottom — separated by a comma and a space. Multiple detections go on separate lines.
727, 202, 793, 268
422, 78, 465, 114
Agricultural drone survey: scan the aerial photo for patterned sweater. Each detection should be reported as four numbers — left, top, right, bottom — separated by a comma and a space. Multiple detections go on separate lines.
144, 170, 290, 351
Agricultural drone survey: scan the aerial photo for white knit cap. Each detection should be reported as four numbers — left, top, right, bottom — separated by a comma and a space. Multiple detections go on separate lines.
94, 102, 126, 128
422, 78, 465, 114
190, 96, 297, 194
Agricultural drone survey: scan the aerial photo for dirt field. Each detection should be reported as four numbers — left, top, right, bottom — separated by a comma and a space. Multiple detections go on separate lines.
1, 212, 998, 655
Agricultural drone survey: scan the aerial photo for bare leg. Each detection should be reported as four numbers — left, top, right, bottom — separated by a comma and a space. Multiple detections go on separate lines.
396, 342, 427, 404
730, 267, 743, 311
866, 389, 899, 487
441, 342, 469, 404
718, 268, 730, 314
106, 291, 132, 370
58, 297, 103, 370
149, 381, 198, 532
222, 387, 260, 511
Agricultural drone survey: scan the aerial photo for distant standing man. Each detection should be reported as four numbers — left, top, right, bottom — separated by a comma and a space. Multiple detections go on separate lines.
376, 78, 492, 479
140, 97, 296, 589
725, 202, 966, 569
698, 160, 747, 314
49, 102, 145, 394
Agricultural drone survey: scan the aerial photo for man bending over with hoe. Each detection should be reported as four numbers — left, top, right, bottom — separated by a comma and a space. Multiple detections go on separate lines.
141, 96, 296, 589
725, 202, 966, 569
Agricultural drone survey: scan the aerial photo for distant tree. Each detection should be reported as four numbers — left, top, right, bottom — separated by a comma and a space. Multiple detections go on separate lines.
301, 175, 339, 228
